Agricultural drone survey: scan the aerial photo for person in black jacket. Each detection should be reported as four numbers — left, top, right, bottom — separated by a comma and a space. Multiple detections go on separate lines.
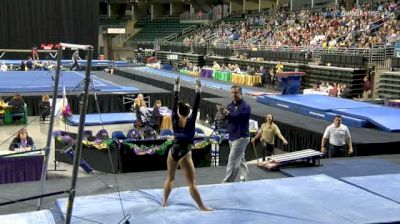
39, 95, 51, 122
9, 128, 35, 151
150, 100, 162, 132
8, 93, 25, 121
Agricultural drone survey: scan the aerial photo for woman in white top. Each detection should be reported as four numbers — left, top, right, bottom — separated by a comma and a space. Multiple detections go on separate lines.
252, 113, 288, 161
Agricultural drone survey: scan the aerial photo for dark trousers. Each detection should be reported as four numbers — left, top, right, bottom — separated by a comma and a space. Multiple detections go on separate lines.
327, 144, 347, 158
70, 61, 80, 71
262, 142, 274, 161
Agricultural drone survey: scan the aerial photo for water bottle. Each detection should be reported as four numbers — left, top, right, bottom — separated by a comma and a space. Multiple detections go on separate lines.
215, 144, 220, 166
211, 144, 216, 166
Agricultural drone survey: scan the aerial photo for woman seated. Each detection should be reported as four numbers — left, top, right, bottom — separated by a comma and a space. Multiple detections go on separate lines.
0, 97, 6, 115
8, 93, 25, 121
9, 128, 35, 151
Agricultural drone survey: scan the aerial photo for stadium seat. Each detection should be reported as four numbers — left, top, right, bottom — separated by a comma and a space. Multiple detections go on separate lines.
160, 129, 173, 137
112, 131, 126, 140
126, 128, 142, 140
95, 129, 109, 140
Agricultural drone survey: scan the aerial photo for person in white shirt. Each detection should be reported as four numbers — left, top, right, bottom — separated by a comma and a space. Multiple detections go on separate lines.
321, 115, 353, 158
0, 62, 8, 71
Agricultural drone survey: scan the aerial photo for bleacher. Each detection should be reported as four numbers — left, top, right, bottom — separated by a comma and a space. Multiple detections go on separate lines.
131, 19, 196, 42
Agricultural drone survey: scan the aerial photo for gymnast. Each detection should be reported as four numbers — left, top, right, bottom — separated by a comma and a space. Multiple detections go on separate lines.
162, 76, 212, 211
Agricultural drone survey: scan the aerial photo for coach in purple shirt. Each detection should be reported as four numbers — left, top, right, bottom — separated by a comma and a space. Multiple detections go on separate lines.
222, 85, 251, 183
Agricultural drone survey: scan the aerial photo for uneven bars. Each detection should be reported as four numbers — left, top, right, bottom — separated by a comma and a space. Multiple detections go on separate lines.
0, 49, 58, 53
60, 43, 92, 50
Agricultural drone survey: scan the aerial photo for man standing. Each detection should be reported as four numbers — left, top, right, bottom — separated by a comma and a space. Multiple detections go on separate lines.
222, 85, 251, 183
321, 115, 353, 158
70, 50, 81, 71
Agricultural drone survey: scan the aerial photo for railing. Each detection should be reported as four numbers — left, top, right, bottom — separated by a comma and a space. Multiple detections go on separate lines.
370, 44, 395, 70
112, 19, 138, 48
130, 40, 397, 67
163, 33, 178, 42
180, 13, 213, 22
181, 25, 198, 36
312, 47, 371, 60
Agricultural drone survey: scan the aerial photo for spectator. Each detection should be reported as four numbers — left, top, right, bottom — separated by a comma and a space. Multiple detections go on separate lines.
39, 95, 51, 122
214, 104, 227, 132
8, 93, 25, 122
222, 85, 251, 183
362, 74, 372, 99
9, 128, 35, 151
70, 50, 81, 71
0, 97, 6, 116
32, 45, 39, 61
275, 61, 284, 74
252, 113, 288, 161
0, 62, 8, 71
150, 100, 162, 132
321, 115, 353, 158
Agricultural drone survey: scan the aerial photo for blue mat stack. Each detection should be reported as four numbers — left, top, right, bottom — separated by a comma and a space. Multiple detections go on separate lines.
65, 112, 136, 126
256, 94, 400, 132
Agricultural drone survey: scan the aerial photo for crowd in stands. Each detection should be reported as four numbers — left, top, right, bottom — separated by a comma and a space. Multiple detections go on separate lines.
182, 1, 399, 49
183, 21, 240, 46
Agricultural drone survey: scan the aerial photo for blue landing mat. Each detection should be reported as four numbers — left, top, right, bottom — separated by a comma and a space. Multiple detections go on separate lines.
342, 174, 400, 203
0, 209, 55, 224
55, 174, 400, 224
259, 94, 380, 111
332, 107, 400, 132
256, 94, 400, 131
0, 71, 138, 93
1, 59, 129, 67
281, 158, 400, 179
131, 67, 258, 95
66, 112, 136, 126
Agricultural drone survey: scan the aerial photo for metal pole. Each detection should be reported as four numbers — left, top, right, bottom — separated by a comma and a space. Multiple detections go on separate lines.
65, 46, 94, 224
37, 46, 63, 209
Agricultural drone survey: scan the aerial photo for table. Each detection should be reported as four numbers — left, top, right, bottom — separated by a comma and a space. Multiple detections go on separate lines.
0, 151, 44, 184
213, 70, 232, 82
55, 132, 211, 173
179, 69, 199, 77
232, 73, 262, 86
200, 68, 213, 78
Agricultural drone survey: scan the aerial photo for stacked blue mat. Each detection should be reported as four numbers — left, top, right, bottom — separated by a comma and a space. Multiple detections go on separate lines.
257, 94, 400, 132
130, 67, 260, 96
65, 112, 136, 126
